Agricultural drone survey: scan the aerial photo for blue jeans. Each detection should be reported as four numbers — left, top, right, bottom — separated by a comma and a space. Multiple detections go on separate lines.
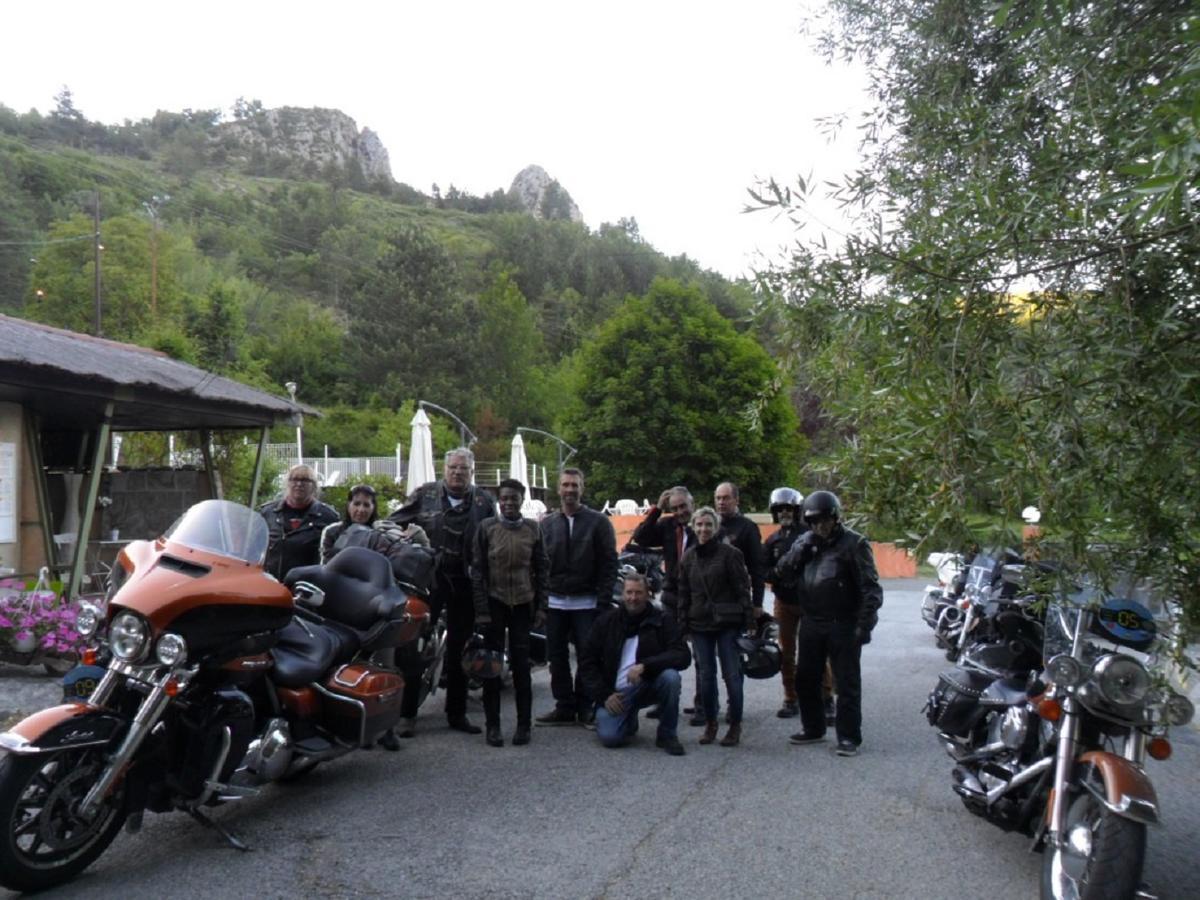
691, 628, 743, 725
594, 669, 682, 747
546, 606, 598, 713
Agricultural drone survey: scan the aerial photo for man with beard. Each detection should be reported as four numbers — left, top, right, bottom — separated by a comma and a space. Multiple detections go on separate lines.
388, 447, 496, 737
259, 464, 338, 581
535, 468, 618, 728
578, 573, 691, 755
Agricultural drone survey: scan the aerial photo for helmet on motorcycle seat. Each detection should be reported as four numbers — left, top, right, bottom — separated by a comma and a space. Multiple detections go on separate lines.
801, 490, 841, 525
461, 634, 505, 680
768, 487, 804, 523
735, 633, 783, 680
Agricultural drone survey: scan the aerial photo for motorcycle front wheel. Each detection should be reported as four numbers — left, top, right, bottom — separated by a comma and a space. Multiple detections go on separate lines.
0, 746, 128, 892
1041, 790, 1146, 900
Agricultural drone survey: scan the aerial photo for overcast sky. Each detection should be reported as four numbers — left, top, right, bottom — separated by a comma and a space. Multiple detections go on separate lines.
2, 1, 869, 279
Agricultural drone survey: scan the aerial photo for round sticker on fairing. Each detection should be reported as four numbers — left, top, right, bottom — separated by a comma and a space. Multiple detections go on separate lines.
1094, 598, 1156, 648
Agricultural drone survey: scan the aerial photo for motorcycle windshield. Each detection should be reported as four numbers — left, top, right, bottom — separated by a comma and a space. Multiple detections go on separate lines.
1043, 576, 1169, 668
163, 499, 270, 565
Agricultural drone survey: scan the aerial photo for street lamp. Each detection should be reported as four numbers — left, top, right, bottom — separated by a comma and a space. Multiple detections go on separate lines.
285, 381, 303, 465
418, 400, 477, 448
516, 426, 577, 477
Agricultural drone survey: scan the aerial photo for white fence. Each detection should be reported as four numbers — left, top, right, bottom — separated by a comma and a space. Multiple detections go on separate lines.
265, 443, 402, 486
265, 445, 551, 491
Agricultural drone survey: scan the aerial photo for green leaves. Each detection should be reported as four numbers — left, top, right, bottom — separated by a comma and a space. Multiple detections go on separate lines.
758, 0, 1200, 632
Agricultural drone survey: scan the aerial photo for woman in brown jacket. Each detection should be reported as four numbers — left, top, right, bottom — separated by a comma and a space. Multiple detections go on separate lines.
677, 506, 753, 746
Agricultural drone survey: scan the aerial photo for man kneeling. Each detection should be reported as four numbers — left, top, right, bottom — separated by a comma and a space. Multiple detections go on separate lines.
578, 573, 691, 755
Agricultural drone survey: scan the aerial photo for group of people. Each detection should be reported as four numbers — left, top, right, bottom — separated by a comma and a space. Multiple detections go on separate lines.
258, 450, 883, 758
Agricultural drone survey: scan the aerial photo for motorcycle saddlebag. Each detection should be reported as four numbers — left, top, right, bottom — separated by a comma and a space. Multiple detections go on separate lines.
320, 664, 404, 746
926, 668, 993, 737
389, 543, 436, 598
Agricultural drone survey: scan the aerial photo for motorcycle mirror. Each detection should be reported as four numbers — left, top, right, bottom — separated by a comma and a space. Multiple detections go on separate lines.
292, 581, 326, 609
1000, 564, 1028, 587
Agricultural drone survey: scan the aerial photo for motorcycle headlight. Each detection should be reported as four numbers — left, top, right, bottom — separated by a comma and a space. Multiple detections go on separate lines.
155, 632, 188, 667
75, 602, 102, 638
1046, 654, 1086, 688
109, 612, 150, 662
1093, 654, 1151, 706
1164, 691, 1195, 727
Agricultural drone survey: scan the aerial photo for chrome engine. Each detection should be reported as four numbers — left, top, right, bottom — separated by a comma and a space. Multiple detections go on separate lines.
238, 718, 293, 783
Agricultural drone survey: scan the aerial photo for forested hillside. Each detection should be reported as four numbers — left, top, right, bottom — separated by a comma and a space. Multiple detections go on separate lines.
0, 93, 798, 503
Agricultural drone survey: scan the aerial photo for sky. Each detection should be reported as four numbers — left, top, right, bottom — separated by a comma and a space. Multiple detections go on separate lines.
1, 1, 870, 279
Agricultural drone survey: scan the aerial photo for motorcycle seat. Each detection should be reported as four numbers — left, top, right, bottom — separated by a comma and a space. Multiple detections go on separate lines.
271, 617, 360, 688
286, 547, 410, 631
979, 677, 1029, 708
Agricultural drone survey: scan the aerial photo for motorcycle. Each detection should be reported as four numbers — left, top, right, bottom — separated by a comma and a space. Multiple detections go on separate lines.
927, 571, 1194, 899
0, 499, 428, 892
921, 554, 969, 638
936, 548, 1023, 662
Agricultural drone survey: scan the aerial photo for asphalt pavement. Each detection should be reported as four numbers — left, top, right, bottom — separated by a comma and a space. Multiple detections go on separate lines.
2, 579, 1197, 899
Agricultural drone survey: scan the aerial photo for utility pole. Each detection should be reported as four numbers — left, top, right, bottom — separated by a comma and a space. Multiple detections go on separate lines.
93, 190, 102, 336
143, 194, 169, 318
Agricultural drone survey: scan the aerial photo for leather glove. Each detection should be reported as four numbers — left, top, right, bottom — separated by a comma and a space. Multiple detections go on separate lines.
855, 626, 872, 645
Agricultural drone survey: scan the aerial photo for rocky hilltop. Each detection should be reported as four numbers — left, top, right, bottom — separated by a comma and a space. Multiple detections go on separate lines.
508, 165, 582, 222
218, 107, 392, 182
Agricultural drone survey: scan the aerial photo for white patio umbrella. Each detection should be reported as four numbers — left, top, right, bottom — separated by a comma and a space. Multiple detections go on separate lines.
508, 432, 529, 491
406, 407, 436, 490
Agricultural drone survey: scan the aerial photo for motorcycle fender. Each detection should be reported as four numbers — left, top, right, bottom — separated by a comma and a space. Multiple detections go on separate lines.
1077, 750, 1159, 825
0, 703, 126, 755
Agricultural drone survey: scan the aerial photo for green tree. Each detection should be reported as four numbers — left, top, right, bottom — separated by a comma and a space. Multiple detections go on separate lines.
476, 266, 547, 423
754, 0, 1200, 628
342, 225, 480, 411
562, 278, 801, 506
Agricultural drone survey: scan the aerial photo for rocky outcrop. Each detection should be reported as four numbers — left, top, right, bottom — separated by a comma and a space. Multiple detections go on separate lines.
218, 107, 392, 181
509, 165, 582, 222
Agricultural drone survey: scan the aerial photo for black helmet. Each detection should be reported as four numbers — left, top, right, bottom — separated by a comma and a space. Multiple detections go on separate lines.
461, 634, 505, 680
736, 632, 783, 680
768, 487, 803, 523
801, 490, 841, 524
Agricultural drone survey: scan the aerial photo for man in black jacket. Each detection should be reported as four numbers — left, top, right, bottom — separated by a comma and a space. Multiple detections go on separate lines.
771, 490, 882, 757
388, 447, 496, 736
714, 482, 765, 615
628, 486, 695, 618
259, 464, 338, 581
535, 468, 618, 727
578, 574, 691, 756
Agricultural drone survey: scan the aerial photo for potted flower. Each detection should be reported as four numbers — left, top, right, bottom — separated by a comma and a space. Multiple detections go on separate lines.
0, 573, 86, 662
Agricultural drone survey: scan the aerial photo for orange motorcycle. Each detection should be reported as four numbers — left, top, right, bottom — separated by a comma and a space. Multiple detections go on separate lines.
0, 499, 427, 892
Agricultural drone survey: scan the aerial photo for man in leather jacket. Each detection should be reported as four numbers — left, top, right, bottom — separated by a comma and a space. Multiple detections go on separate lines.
259, 464, 338, 581
388, 447, 496, 736
578, 573, 691, 755
771, 490, 882, 757
535, 467, 618, 727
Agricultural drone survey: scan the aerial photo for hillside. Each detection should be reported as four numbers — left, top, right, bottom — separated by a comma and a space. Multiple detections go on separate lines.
0, 97, 752, 465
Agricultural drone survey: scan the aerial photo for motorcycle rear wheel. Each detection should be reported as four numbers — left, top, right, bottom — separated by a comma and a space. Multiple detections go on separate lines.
1040, 791, 1146, 900
0, 747, 127, 892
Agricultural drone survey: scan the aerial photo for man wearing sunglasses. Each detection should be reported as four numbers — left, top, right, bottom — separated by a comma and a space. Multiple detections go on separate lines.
769, 490, 882, 758
259, 464, 339, 580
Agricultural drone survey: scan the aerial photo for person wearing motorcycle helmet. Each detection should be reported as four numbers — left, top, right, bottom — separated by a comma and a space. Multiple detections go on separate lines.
764, 487, 804, 717
471, 479, 549, 748
770, 489, 882, 757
